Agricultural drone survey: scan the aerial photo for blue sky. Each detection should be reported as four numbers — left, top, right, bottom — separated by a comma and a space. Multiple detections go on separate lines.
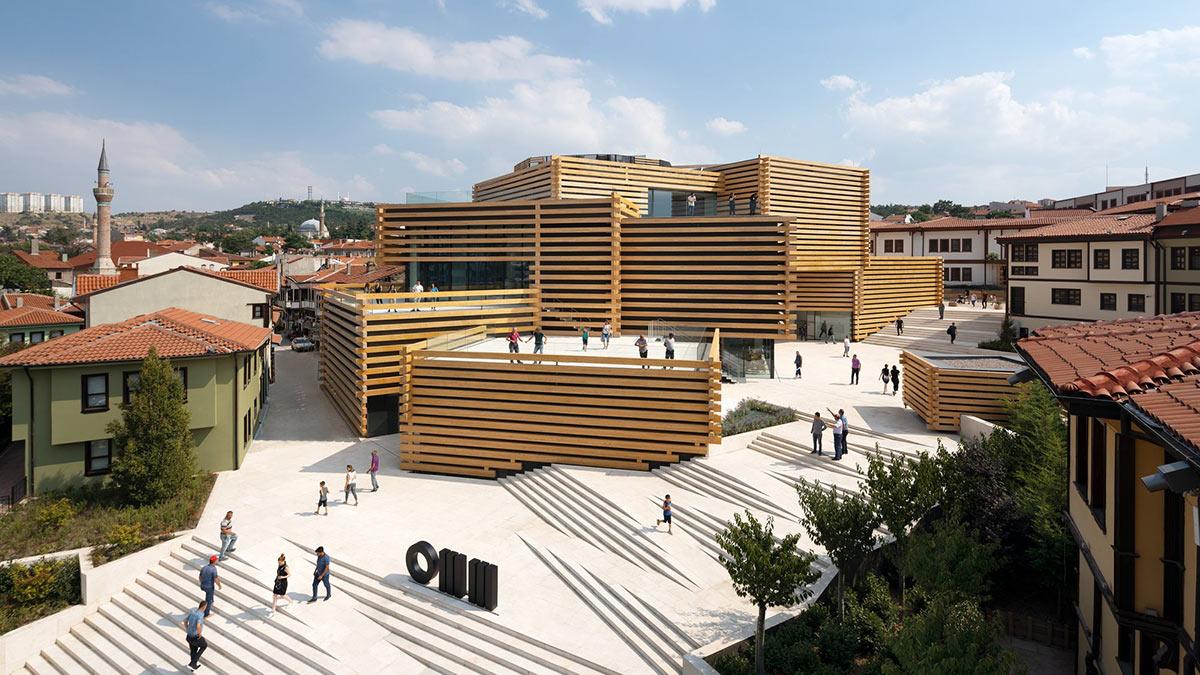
1, 0, 1196, 211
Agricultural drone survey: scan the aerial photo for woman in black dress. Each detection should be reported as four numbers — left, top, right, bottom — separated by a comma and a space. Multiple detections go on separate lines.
271, 553, 290, 612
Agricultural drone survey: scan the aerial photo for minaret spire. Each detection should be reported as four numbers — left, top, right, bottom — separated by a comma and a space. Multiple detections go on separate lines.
92, 140, 116, 275
319, 199, 328, 239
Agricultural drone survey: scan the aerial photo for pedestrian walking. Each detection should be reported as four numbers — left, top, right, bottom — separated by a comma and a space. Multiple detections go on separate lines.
748, 192, 758, 215
344, 465, 358, 506
810, 412, 825, 455
895, 318, 903, 335
507, 327, 522, 362
635, 335, 649, 368
199, 555, 221, 617
850, 354, 861, 384
794, 351, 802, 379
182, 600, 208, 671
831, 413, 844, 460
271, 554, 290, 613
308, 546, 332, 602
601, 321, 612, 349
525, 328, 546, 354
970, 292, 977, 308
843, 336, 850, 357
655, 495, 673, 534
663, 332, 676, 362
686, 192, 697, 216
938, 301, 945, 320
316, 480, 329, 515
728, 193, 737, 215
369, 449, 380, 492
881, 365, 891, 394
891, 365, 901, 397
947, 322, 958, 344
218, 511, 237, 561
581, 326, 589, 351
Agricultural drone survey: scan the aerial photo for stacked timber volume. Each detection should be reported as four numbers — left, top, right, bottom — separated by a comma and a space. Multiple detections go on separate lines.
899, 351, 1024, 431
1016, 312, 1200, 673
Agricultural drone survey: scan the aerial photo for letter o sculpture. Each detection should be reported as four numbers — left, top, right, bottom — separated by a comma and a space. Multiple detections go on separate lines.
406, 541, 439, 584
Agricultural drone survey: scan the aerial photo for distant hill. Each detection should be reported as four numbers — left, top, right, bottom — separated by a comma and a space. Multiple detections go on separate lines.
119, 200, 377, 240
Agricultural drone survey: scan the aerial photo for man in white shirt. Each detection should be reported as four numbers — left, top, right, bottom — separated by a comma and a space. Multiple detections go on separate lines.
410, 280, 424, 312
843, 336, 851, 357
832, 414, 845, 460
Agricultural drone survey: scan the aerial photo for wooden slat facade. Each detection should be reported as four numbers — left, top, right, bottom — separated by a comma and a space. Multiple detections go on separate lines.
317, 286, 538, 435
619, 216, 790, 339
852, 256, 944, 340
900, 350, 1022, 431
399, 332, 722, 478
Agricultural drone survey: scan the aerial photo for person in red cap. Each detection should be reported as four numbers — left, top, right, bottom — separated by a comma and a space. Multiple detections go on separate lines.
199, 555, 221, 617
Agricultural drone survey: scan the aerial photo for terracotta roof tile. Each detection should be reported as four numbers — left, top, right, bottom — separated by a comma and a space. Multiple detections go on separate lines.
0, 307, 271, 367
1, 293, 57, 310
0, 306, 84, 328
1135, 380, 1200, 454
870, 216, 1057, 233
995, 214, 1156, 242
1157, 206, 1200, 228
67, 242, 169, 269
217, 268, 279, 293
1094, 192, 1200, 215
75, 270, 136, 295
13, 251, 71, 269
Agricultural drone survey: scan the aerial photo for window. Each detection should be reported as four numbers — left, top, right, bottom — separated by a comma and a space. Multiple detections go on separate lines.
1074, 416, 1088, 497
1010, 286, 1025, 315
1093, 249, 1110, 269
82, 374, 108, 412
9, 333, 23, 344
1100, 293, 1117, 311
961, 267, 973, 282
929, 239, 940, 253
176, 368, 188, 402
29, 331, 44, 344
122, 371, 140, 405
1172, 293, 1186, 313
1190, 295, 1200, 312
243, 355, 251, 385
949, 268, 962, 282
894, 239, 904, 253
950, 239, 961, 253
1121, 248, 1139, 270
1011, 266, 1038, 276
1128, 294, 1146, 312
1190, 247, 1200, 270
1051, 249, 1082, 268
252, 305, 265, 320
49, 330, 62, 338
1090, 419, 1106, 525
961, 238, 972, 253
243, 412, 250, 445
54, 271, 62, 280
84, 439, 111, 476
1011, 244, 1038, 262
1172, 247, 1186, 270
1051, 288, 1081, 305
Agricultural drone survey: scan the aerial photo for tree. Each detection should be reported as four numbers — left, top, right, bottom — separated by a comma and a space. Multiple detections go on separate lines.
715, 510, 819, 675
107, 348, 197, 505
220, 231, 255, 255
904, 517, 999, 602
283, 231, 312, 250
862, 449, 941, 607
796, 479, 880, 618
0, 256, 51, 293
880, 597, 1015, 675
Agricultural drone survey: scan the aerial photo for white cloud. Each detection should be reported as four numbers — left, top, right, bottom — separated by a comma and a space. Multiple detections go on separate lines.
1072, 46, 1095, 60
372, 143, 397, 155
504, 0, 548, 19
264, 0, 303, 16
371, 79, 712, 164
0, 112, 375, 209
1098, 26, 1200, 77
206, 0, 302, 23
830, 72, 1191, 202
820, 74, 860, 91
206, 3, 266, 23
579, 0, 715, 25
706, 116, 746, 135
0, 74, 75, 97
399, 151, 467, 177
319, 20, 580, 81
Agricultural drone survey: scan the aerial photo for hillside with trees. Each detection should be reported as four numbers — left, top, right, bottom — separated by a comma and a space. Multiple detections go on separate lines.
122, 200, 376, 243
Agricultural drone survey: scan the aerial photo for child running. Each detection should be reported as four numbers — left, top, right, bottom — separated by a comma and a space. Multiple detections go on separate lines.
655, 494, 673, 534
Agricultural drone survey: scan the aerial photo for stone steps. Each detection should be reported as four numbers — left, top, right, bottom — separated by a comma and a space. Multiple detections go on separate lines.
652, 460, 798, 522
499, 467, 697, 590
279, 537, 618, 675
863, 305, 1005, 353
519, 537, 690, 675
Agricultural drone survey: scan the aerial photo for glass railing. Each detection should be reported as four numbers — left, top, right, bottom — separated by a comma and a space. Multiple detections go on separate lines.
405, 190, 472, 204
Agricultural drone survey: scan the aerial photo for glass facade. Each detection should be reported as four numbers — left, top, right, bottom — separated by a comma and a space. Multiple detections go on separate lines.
720, 338, 776, 379
406, 261, 531, 291
794, 311, 852, 342
648, 189, 718, 217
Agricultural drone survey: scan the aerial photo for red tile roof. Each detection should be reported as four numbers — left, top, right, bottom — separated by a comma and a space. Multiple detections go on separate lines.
66, 242, 170, 270
995, 214, 1156, 242
1026, 208, 1097, 219
0, 306, 84, 328
870, 216, 1056, 233
1095, 192, 1200, 216
1157, 206, 1200, 228
75, 270, 137, 295
217, 268, 279, 293
1, 293, 57, 311
73, 266, 277, 299
13, 251, 71, 270
0, 307, 271, 367
1135, 380, 1200, 454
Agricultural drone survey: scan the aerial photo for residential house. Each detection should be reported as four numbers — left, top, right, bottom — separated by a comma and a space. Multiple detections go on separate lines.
13, 250, 75, 295
870, 216, 1054, 287
1055, 171, 1200, 210
0, 303, 83, 345
133, 251, 229, 276
73, 267, 278, 328
0, 308, 272, 494
1016, 313, 1200, 674
282, 264, 403, 337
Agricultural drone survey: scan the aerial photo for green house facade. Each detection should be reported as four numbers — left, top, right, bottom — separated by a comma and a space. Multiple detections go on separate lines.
0, 307, 273, 495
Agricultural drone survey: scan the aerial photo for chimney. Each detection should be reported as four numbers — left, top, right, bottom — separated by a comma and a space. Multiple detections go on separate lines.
1156, 203, 1169, 222
30, 236, 39, 256
61, 252, 68, 262
53, 295, 62, 311
15, 296, 23, 308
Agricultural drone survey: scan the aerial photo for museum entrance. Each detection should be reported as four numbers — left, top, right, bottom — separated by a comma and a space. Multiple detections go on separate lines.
795, 311, 852, 342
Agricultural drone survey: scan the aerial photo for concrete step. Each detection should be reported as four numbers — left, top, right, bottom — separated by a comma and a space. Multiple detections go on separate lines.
70, 619, 163, 674
112, 589, 247, 675
519, 538, 677, 675
94, 601, 213, 675
39, 641, 85, 674
54, 632, 104, 674
279, 537, 618, 675
654, 461, 796, 522
22, 654, 57, 675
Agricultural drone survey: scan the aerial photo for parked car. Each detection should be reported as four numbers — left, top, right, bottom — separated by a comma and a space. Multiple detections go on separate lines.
291, 337, 315, 352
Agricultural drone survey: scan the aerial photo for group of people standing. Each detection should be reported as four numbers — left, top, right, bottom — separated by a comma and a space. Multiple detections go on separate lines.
810, 408, 852, 460
506, 324, 676, 365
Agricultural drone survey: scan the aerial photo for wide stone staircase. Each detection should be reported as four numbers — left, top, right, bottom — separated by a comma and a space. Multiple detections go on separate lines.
15, 533, 619, 674
863, 305, 1005, 354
